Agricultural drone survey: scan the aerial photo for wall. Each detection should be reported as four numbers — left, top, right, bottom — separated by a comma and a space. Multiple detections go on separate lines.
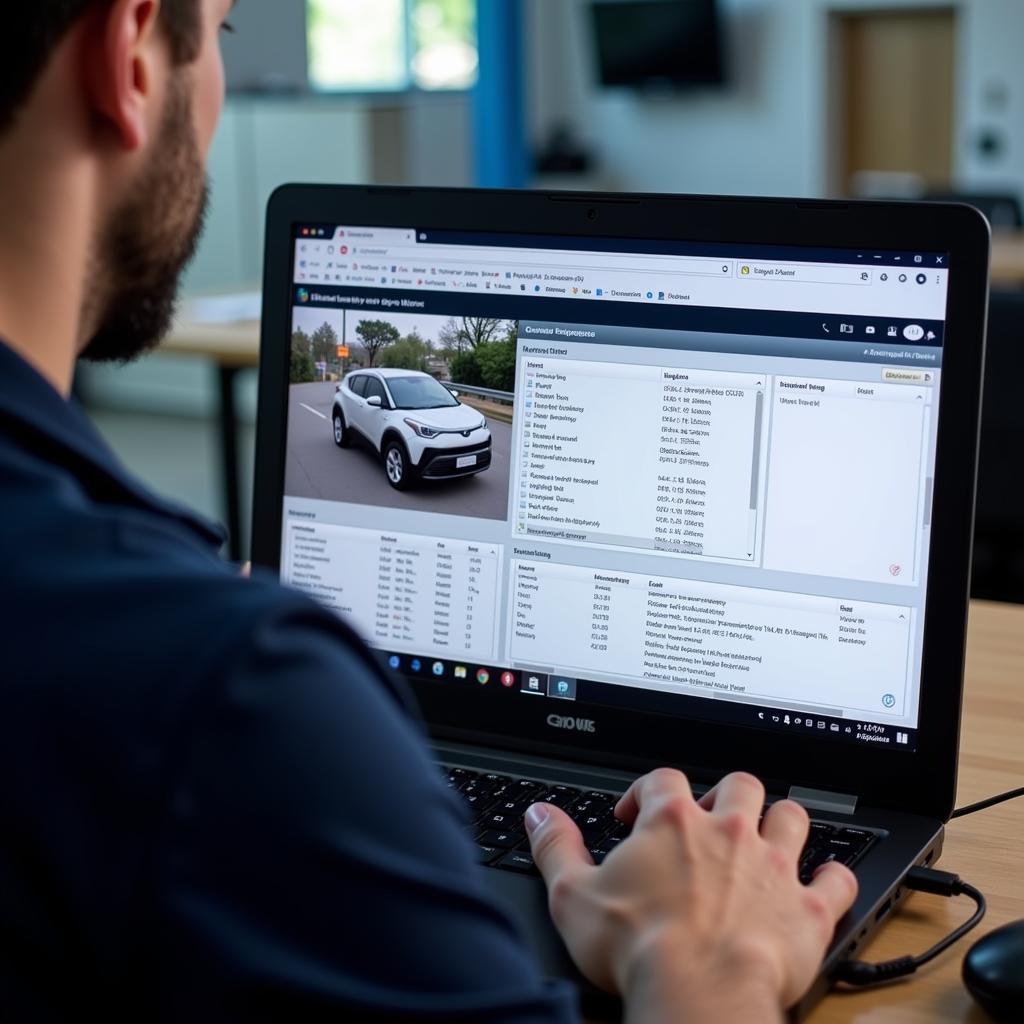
526, 0, 822, 196
221, 0, 308, 93
526, 0, 1024, 205
954, 0, 1024, 200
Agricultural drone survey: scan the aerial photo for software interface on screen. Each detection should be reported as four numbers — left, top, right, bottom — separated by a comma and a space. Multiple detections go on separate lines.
281, 223, 950, 751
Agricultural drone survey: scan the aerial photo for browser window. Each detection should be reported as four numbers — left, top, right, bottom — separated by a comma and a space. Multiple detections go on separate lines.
282, 224, 949, 750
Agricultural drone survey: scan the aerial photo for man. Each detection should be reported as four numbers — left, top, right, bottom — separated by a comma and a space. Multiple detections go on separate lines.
0, 3, 857, 1020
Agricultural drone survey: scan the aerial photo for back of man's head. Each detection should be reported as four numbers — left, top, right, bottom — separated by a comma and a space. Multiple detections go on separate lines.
0, 1, 227, 383
0, 1, 202, 136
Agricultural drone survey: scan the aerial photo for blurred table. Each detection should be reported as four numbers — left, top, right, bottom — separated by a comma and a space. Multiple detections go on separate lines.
163, 294, 261, 561
990, 232, 1024, 287
809, 599, 1024, 1022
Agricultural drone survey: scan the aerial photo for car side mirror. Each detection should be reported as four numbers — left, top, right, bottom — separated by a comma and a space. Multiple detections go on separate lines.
448, 387, 459, 398
366, 395, 383, 409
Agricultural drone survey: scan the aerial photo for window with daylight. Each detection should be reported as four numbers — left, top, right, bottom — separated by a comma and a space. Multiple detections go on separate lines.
307, 0, 478, 92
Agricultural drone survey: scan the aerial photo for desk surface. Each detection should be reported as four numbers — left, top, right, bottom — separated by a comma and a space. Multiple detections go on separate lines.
812, 599, 1024, 1023
163, 315, 261, 368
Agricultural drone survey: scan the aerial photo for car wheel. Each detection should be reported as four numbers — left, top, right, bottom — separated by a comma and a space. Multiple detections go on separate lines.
332, 411, 350, 448
383, 439, 415, 490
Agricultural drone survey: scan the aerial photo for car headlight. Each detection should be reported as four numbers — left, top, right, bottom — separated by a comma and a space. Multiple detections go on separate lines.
404, 418, 439, 439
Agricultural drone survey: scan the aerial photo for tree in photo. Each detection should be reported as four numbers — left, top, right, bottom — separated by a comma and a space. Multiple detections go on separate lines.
379, 330, 431, 372
448, 348, 483, 387
292, 326, 312, 353
438, 316, 508, 354
310, 321, 340, 366
476, 337, 516, 393
355, 318, 402, 366
290, 327, 316, 383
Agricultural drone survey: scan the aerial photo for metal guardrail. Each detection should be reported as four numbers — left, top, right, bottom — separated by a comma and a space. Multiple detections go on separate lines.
448, 381, 515, 404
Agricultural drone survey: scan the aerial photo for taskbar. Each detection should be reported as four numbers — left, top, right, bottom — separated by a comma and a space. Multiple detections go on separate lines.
381, 650, 918, 752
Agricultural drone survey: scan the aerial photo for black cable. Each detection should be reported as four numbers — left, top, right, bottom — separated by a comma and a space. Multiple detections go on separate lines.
834, 867, 987, 987
950, 785, 1024, 819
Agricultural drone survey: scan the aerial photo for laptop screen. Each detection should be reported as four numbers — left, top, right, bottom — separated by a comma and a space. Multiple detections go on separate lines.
280, 224, 949, 753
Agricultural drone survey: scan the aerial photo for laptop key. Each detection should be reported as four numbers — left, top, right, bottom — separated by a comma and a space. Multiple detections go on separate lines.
835, 827, 874, 848
819, 836, 861, 861
477, 828, 524, 849
534, 786, 580, 808
496, 850, 539, 875
476, 844, 502, 865
462, 792, 498, 815
509, 779, 545, 799
605, 819, 630, 839
480, 812, 522, 830
576, 814, 610, 833
568, 796, 610, 816
491, 799, 532, 817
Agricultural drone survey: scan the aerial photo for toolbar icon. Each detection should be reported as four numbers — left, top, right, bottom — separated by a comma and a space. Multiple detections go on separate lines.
522, 673, 546, 694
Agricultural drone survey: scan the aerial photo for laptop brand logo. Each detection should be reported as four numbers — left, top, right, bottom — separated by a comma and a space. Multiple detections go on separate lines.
546, 714, 596, 733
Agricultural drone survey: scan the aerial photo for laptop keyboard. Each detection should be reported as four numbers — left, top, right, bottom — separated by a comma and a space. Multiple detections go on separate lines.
442, 765, 878, 883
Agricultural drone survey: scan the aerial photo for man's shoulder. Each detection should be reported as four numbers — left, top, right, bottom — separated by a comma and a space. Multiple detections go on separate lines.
0, 438, 389, 706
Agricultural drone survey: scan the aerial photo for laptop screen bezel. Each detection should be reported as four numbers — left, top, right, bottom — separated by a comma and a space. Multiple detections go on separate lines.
253, 184, 989, 822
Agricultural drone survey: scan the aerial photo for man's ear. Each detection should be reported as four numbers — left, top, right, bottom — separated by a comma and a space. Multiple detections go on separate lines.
82, 0, 166, 152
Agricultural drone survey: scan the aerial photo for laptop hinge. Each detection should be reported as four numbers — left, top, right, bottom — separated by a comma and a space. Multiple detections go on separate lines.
787, 786, 858, 817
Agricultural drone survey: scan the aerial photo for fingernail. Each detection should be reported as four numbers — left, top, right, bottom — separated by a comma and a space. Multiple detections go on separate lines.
525, 802, 550, 834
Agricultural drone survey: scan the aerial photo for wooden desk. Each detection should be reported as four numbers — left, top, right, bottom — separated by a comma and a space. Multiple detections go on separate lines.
162, 312, 260, 561
811, 599, 1024, 1022
990, 232, 1024, 287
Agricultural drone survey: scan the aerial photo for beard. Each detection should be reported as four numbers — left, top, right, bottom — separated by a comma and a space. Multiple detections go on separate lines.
80, 74, 209, 363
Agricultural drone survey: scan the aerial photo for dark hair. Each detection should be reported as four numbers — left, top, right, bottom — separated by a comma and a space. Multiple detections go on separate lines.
0, 1, 202, 134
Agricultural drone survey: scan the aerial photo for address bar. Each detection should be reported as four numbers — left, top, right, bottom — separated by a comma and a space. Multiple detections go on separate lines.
355, 243, 735, 278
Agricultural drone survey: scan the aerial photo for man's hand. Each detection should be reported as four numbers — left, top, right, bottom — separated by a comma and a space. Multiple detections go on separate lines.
525, 769, 857, 1024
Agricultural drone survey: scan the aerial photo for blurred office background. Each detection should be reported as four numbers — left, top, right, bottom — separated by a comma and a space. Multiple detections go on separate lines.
77, 0, 1024, 598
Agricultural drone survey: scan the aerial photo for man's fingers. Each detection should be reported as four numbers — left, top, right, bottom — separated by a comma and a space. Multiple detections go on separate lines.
760, 798, 810, 858
699, 771, 765, 820
613, 767, 694, 825
525, 802, 594, 886
808, 861, 859, 921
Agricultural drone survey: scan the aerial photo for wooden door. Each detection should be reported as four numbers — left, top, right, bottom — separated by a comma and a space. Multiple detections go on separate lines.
833, 8, 956, 196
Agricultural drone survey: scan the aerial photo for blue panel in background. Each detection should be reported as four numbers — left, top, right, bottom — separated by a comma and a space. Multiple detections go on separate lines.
473, 0, 528, 188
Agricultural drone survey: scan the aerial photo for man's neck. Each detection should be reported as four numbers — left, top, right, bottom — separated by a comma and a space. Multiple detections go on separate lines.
0, 140, 95, 397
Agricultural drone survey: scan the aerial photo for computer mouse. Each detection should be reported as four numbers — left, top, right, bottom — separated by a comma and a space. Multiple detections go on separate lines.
963, 919, 1024, 1023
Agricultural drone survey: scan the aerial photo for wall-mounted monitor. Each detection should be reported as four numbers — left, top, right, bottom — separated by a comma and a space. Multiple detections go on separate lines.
590, 0, 725, 91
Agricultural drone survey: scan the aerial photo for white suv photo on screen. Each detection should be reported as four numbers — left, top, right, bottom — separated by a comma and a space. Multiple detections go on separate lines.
332, 369, 492, 490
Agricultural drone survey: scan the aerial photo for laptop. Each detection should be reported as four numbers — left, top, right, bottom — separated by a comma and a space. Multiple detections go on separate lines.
252, 185, 989, 1018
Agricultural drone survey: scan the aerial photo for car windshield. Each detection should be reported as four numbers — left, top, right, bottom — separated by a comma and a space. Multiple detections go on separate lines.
387, 376, 461, 410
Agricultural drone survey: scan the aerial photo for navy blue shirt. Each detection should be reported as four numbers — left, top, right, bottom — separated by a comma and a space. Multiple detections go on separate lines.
0, 340, 577, 1022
